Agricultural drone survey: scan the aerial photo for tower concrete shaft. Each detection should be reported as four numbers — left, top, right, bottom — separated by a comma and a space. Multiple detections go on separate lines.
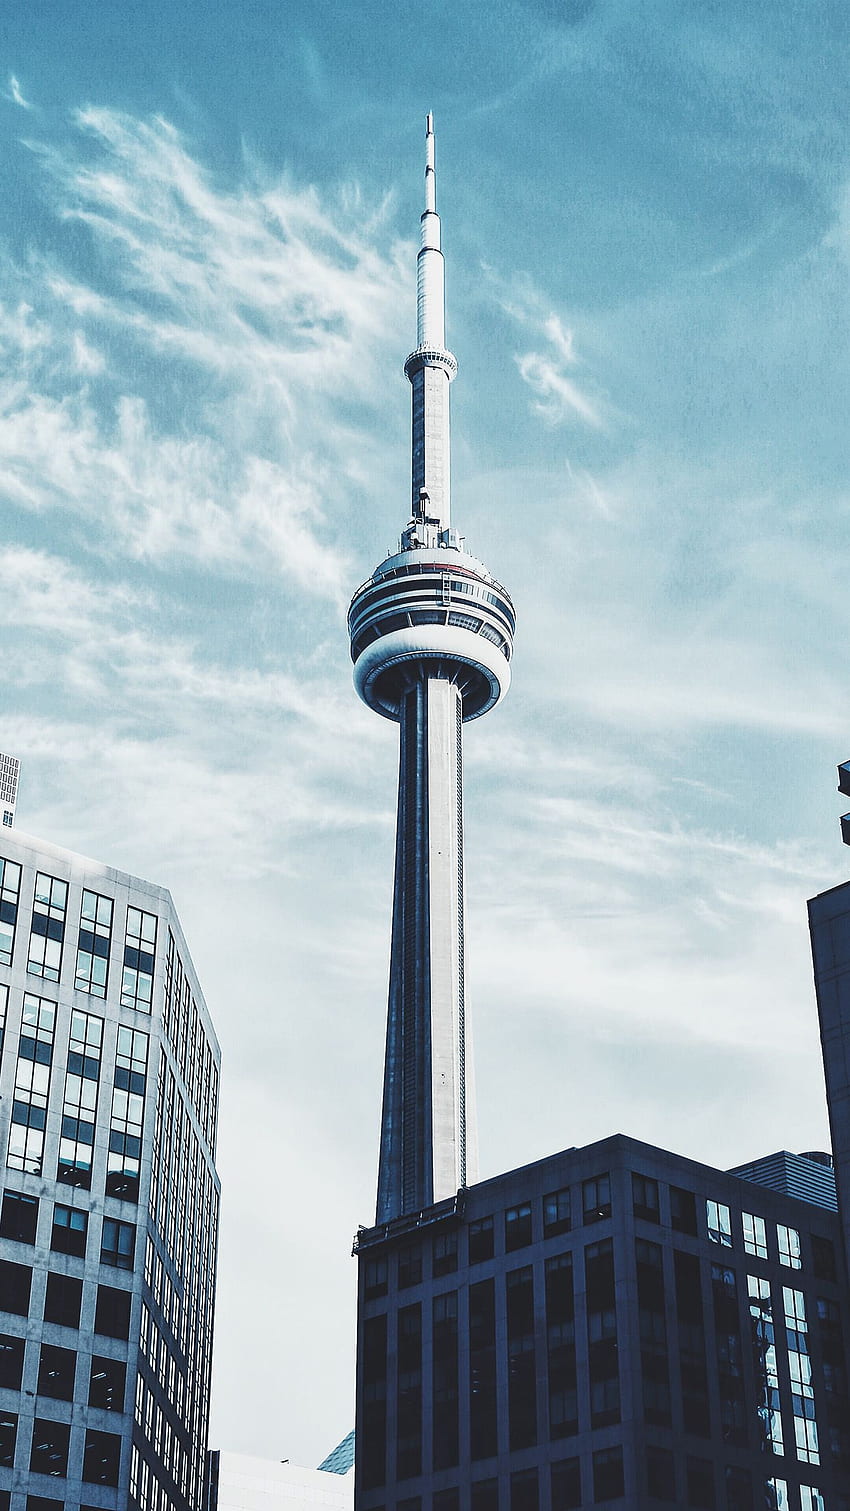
377, 677, 474, 1221
349, 117, 514, 1224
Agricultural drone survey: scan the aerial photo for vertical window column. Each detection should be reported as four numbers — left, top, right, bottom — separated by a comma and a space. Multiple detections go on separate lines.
506, 1266, 537, 1450
432, 1292, 459, 1470
121, 907, 157, 1012
748, 1276, 783, 1454
75, 891, 113, 998
469, 1278, 497, 1461
58, 1009, 103, 1188
711, 1264, 746, 1446
636, 1239, 670, 1426
586, 1239, 619, 1428
545, 1252, 577, 1439
27, 873, 67, 981
107, 1027, 148, 1200
784, 1287, 819, 1464
674, 1250, 710, 1436
0, 858, 21, 966
8, 994, 56, 1174
396, 1303, 422, 1480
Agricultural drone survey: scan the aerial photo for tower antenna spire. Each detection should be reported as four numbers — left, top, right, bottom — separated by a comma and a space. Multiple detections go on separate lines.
403, 112, 457, 530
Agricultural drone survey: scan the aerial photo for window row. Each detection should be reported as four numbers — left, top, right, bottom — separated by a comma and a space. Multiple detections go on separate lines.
706, 1200, 836, 1280
0, 1411, 121, 1487
0, 1261, 133, 1338
0, 1189, 135, 1267
371, 1459, 831, 1511
0, 1334, 125, 1409
0, 856, 157, 1011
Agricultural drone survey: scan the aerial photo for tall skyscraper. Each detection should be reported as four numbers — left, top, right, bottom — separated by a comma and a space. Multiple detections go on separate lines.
0, 826, 220, 1511
353, 124, 850, 1511
348, 114, 515, 1225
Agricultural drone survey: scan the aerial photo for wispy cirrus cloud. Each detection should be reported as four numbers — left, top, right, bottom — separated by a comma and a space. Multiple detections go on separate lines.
5, 75, 33, 111
486, 268, 604, 426
0, 108, 410, 599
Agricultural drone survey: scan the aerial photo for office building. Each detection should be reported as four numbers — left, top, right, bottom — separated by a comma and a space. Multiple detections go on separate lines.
351, 122, 850, 1511
355, 1134, 849, 1511
208, 1450, 353, 1511
0, 826, 220, 1511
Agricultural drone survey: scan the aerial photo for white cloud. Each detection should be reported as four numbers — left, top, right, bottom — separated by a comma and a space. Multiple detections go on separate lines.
6, 74, 32, 111
0, 109, 410, 598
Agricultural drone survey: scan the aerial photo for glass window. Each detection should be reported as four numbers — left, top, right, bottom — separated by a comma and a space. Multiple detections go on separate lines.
29, 1417, 70, 1477
583, 1174, 611, 1223
777, 1224, 801, 1270
670, 1185, 697, 1234
725, 1467, 753, 1511
0, 1335, 25, 1391
0, 1259, 32, 1316
397, 1244, 422, 1288
593, 1447, 624, 1502
88, 1356, 126, 1413
468, 1217, 494, 1263
43, 1273, 82, 1329
82, 1429, 121, 1487
811, 1235, 836, 1282
0, 1190, 38, 1244
646, 1445, 675, 1501
551, 1458, 580, 1510
543, 1188, 571, 1235
364, 1258, 387, 1299
50, 1203, 88, 1258
706, 1199, 732, 1246
121, 906, 157, 1011
742, 1212, 767, 1259
94, 1284, 131, 1340
799, 1490, 824, 1511
471, 1481, 498, 1511
100, 1217, 135, 1271
510, 1469, 538, 1511
37, 1344, 76, 1401
686, 1457, 714, 1509
0, 1411, 17, 1468
764, 1483, 788, 1511
433, 1230, 458, 1276
505, 1203, 532, 1251
632, 1173, 660, 1223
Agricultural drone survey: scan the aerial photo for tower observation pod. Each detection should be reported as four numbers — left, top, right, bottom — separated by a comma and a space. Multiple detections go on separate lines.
348, 116, 515, 1224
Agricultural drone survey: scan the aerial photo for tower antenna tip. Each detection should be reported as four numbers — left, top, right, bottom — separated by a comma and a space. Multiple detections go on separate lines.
426, 111, 434, 133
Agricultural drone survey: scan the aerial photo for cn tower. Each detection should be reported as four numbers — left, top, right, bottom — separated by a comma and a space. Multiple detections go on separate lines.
349, 116, 515, 1224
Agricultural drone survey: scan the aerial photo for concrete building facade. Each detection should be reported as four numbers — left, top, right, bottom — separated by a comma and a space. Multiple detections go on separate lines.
0, 828, 220, 1511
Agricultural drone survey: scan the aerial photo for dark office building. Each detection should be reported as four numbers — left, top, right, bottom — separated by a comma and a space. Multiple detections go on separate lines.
355, 1135, 850, 1511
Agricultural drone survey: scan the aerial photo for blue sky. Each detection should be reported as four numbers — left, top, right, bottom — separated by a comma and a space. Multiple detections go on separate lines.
2, 0, 850, 1466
